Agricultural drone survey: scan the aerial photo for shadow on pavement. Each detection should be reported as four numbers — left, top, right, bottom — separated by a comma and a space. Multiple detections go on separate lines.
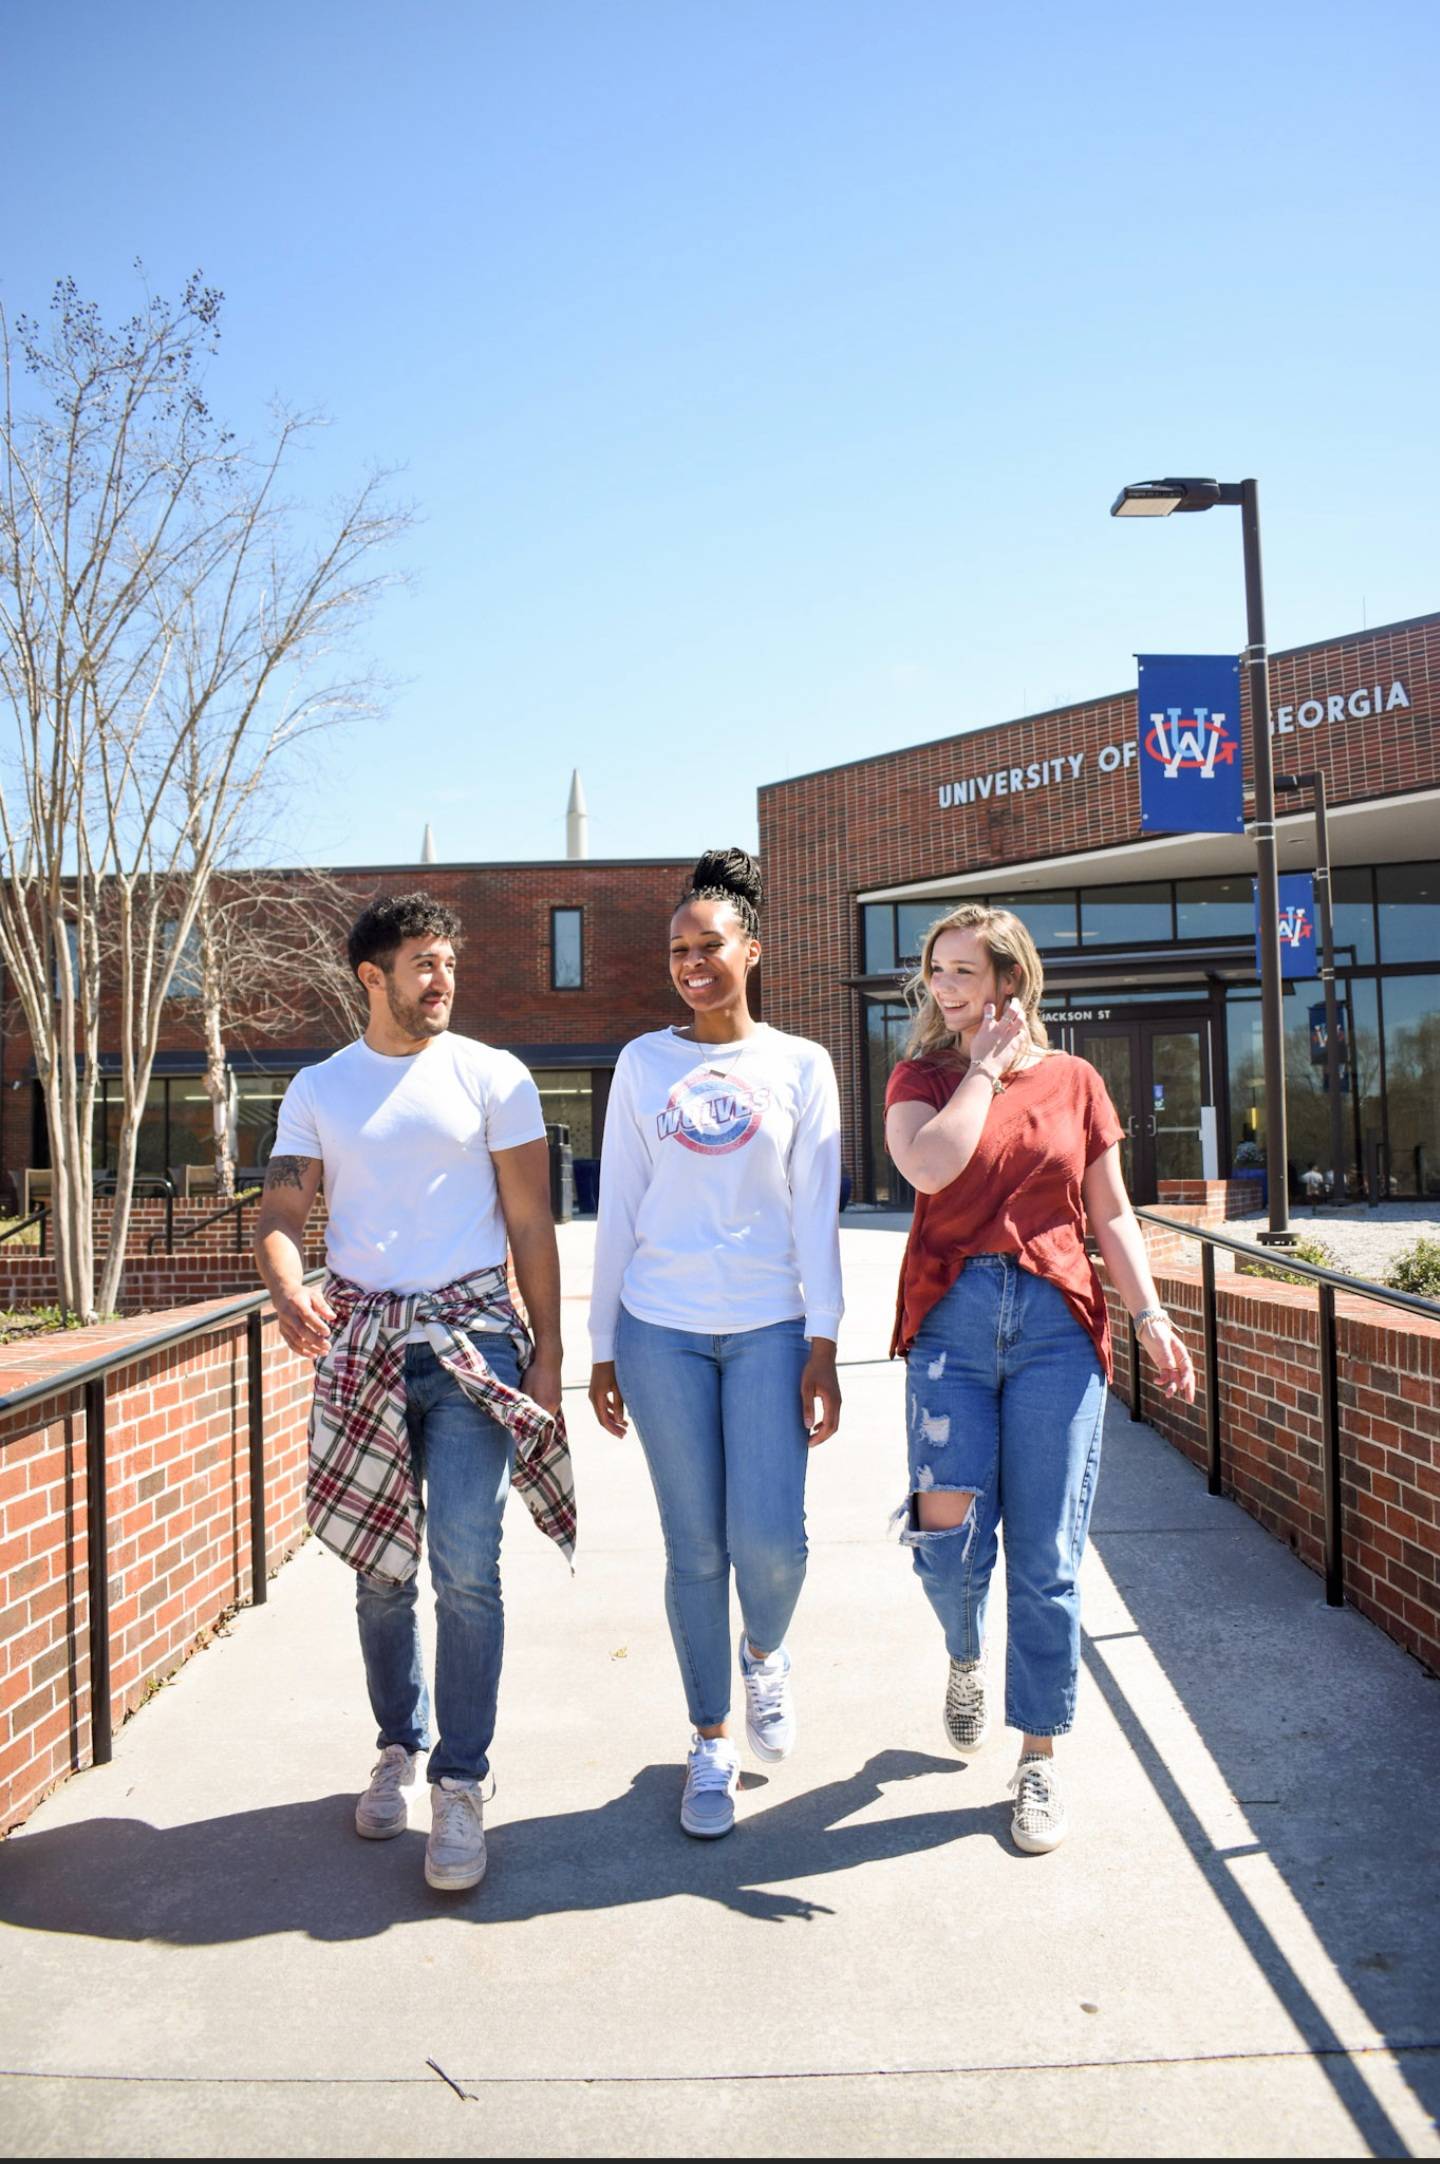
1087, 1419, 1440, 2157
0, 1748, 991, 1943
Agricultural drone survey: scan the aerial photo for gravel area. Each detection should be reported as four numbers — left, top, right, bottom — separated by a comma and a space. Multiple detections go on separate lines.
1217, 1200, 1440, 1280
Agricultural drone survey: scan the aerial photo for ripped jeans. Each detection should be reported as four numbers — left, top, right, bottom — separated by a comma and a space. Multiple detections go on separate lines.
902, 1257, 1106, 1737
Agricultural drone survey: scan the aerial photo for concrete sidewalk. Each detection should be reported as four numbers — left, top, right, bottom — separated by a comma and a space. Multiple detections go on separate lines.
1, 1220, 1438, 2158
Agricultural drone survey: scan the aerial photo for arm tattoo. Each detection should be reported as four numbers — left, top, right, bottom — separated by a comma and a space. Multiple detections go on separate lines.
263, 1155, 314, 1192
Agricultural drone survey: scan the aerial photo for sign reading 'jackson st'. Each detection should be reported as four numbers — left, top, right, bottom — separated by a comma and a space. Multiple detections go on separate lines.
936, 677, 1413, 811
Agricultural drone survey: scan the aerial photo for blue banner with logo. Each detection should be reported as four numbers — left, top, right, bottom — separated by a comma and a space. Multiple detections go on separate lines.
1256, 872, 1317, 978
1309, 1001, 1350, 1091
1136, 654, 1244, 833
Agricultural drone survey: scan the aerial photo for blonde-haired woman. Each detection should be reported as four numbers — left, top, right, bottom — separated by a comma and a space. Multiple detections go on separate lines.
884, 904, 1193, 1853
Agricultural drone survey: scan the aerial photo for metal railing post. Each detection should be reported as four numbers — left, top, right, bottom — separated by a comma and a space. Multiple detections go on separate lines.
1202, 1243, 1222, 1496
1128, 1313, 1143, 1423
83, 1376, 113, 1765
247, 1308, 268, 1606
1318, 1283, 1343, 1606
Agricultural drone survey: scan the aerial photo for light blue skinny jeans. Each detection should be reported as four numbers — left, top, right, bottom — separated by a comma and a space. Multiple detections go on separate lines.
615, 1305, 811, 1730
354, 1337, 517, 1784
903, 1257, 1106, 1737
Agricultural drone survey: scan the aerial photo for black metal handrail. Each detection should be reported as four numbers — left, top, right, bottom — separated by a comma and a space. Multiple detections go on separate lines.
146, 1185, 262, 1256
0, 1269, 323, 1770
0, 1207, 48, 1255
1131, 1209, 1440, 1610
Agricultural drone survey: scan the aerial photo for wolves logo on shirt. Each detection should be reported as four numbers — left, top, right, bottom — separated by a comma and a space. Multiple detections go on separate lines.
656, 1066, 772, 1155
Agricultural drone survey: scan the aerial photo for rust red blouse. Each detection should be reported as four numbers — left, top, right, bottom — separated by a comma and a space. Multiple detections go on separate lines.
884, 1050, 1126, 1376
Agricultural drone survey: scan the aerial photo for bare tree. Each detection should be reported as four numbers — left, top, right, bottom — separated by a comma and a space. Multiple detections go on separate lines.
173, 856, 365, 1198
0, 273, 407, 1317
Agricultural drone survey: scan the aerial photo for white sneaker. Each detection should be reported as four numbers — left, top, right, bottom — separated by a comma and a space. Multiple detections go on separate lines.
739, 1633, 796, 1762
425, 1778, 488, 1890
680, 1734, 741, 1839
354, 1744, 419, 1840
943, 1658, 990, 1756
1008, 1754, 1068, 1854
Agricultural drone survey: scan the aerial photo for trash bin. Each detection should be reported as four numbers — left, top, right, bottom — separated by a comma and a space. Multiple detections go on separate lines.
546, 1123, 574, 1224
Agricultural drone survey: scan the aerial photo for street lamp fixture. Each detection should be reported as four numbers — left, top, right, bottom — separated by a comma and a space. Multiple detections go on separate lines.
1111, 473, 1293, 1242
1109, 476, 1232, 517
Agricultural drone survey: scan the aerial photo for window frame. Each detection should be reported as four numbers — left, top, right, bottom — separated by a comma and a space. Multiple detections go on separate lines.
550, 905, 584, 991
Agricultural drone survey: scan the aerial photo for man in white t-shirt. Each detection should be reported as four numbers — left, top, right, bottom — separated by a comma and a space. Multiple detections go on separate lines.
254, 892, 563, 1893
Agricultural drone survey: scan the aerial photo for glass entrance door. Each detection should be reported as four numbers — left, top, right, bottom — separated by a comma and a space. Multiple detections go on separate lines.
1073, 1019, 1211, 1201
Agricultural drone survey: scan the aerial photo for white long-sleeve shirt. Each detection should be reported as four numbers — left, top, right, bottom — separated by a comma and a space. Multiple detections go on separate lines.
589, 1024, 845, 1359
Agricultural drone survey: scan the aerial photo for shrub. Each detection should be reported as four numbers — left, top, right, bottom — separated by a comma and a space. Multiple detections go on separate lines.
1385, 1238, 1440, 1299
1238, 1235, 1343, 1288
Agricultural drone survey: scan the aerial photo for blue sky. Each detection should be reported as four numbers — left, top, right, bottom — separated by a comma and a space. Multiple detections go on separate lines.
7, 1, 1437, 867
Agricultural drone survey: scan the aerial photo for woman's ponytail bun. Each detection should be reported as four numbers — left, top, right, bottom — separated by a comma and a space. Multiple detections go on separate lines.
683, 847, 763, 936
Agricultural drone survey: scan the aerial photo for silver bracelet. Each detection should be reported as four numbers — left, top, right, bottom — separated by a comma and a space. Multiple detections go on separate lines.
1134, 1306, 1168, 1335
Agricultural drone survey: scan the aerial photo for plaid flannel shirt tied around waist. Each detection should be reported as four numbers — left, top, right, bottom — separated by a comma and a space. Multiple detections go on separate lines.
306, 1263, 576, 1586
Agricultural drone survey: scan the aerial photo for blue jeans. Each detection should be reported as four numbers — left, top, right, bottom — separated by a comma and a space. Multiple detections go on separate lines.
354, 1338, 517, 1784
903, 1258, 1106, 1737
615, 1306, 811, 1730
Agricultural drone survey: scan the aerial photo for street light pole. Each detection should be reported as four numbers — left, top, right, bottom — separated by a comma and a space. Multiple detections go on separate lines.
1237, 479, 1292, 1241
1110, 473, 1293, 1242
1277, 769, 1347, 1207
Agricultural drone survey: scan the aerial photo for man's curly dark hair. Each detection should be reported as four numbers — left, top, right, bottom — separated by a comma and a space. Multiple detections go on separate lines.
347, 891, 464, 978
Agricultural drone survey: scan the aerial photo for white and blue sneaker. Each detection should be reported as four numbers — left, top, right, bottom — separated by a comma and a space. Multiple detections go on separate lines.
680, 1734, 740, 1839
739, 1633, 796, 1763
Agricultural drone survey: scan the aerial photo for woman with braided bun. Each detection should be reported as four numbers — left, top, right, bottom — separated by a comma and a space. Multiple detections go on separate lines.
885, 903, 1194, 1855
589, 848, 844, 1839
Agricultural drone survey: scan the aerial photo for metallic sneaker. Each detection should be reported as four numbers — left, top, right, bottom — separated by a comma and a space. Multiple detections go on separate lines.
943, 1658, 990, 1756
1008, 1753, 1068, 1854
354, 1745, 419, 1840
680, 1734, 741, 1839
739, 1633, 796, 1762
425, 1778, 488, 1890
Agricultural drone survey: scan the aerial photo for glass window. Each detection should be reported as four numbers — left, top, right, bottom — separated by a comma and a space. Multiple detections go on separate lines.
865, 1000, 912, 1206
133, 1078, 168, 1183
1080, 883, 1173, 947
862, 905, 897, 975
237, 1076, 294, 1173
168, 1078, 216, 1172
896, 902, 951, 970
162, 920, 203, 999
985, 890, 1078, 949
551, 908, 583, 989
1176, 876, 1253, 942
531, 1068, 593, 1157
1382, 973, 1440, 1197
1226, 992, 1269, 1187
1231, 980, 1383, 1200
1377, 864, 1440, 966
1330, 866, 1376, 966
51, 923, 80, 1003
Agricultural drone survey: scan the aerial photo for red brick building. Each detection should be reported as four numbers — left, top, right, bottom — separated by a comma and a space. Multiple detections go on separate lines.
758, 611, 1440, 1206
2, 857, 695, 1208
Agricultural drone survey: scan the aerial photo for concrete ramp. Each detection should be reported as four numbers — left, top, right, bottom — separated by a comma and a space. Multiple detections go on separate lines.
1, 1224, 1436, 2157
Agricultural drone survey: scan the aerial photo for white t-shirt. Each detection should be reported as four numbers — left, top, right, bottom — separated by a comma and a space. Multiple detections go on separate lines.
272, 1033, 546, 1294
588, 1023, 844, 1358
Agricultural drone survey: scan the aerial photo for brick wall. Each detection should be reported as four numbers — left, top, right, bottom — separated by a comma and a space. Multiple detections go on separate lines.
1099, 1264, 1440, 1677
0, 1296, 315, 1831
758, 612, 1440, 1193
0, 1197, 328, 1317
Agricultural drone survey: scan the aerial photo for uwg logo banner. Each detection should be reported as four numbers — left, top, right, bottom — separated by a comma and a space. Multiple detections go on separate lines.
1256, 873, 1317, 978
1136, 654, 1244, 834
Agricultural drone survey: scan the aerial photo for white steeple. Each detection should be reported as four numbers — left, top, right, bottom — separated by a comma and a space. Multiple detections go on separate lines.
420, 823, 437, 865
566, 769, 588, 861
